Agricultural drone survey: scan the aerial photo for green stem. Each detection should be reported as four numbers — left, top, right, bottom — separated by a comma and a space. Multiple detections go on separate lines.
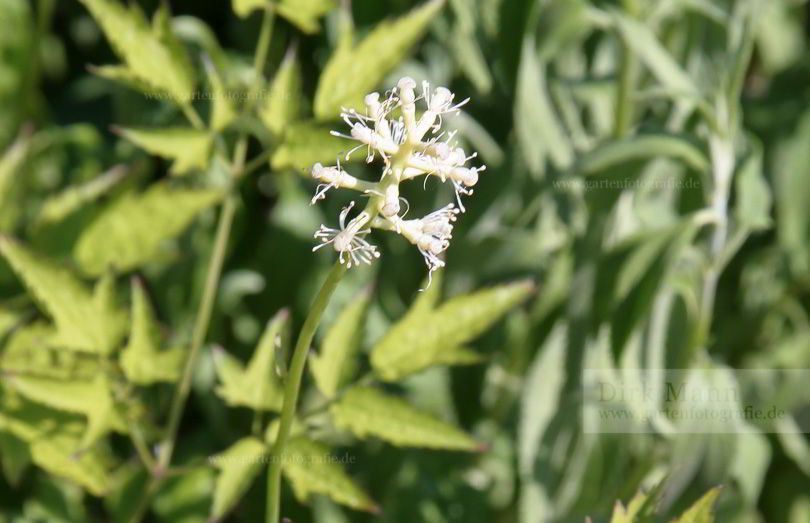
613, 0, 640, 138
181, 103, 205, 130
159, 195, 238, 469
267, 261, 347, 523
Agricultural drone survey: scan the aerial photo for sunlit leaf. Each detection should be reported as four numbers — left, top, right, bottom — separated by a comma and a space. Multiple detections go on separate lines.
119, 278, 185, 385
277, 0, 335, 34
0, 393, 115, 496
0, 236, 127, 353
5, 374, 126, 449
33, 165, 129, 229
78, 0, 195, 102
674, 487, 722, 523
73, 181, 222, 276
314, 0, 445, 119
330, 386, 481, 451
282, 437, 379, 513
114, 127, 213, 175
260, 47, 302, 136
371, 280, 534, 381
204, 57, 238, 132
214, 309, 288, 410
210, 437, 267, 521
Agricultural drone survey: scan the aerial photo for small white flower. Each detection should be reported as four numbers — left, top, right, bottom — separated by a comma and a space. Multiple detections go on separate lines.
313, 201, 380, 268
310, 77, 484, 281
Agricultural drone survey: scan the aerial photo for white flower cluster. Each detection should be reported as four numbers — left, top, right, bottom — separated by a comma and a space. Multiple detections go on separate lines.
311, 77, 485, 282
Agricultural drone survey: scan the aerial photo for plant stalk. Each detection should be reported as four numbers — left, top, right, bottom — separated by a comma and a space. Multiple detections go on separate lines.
159, 195, 237, 468
266, 261, 347, 523
613, 0, 640, 138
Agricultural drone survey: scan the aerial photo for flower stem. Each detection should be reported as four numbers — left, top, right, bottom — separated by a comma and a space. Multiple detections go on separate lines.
613, 0, 640, 138
159, 194, 237, 469
267, 261, 347, 523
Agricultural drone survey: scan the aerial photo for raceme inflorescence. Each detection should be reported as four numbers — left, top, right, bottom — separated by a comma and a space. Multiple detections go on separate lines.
310, 77, 485, 283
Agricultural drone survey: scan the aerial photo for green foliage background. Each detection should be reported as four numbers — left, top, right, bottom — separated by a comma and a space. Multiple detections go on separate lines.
1, 0, 809, 522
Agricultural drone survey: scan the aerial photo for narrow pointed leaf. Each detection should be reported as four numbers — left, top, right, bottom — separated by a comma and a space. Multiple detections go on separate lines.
330, 386, 481, 451
282, 437, 378, 513
577, 134, 709, 176
515, 36, 572, 175
311, 289, 372, 398
612, 11, 699, 95
74, 181, 222, 276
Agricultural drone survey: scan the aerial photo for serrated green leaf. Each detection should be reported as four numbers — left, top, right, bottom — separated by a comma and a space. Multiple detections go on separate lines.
73, 181, 222, 276
210, 437, 267, 520
115, 127, 213, 175
5, 374, 126, 449
330, 386, 480, 451
674, 487, 722, 523
311, 289, 371, 398
314, 0, 445, 119
515, 35, 572, 176
577, 134, 709, 176
371, 280, 533, 381
0, 237, 127, 353
33, 166, 129, 229
120, 278, 184, 385
260, 48, 302, 136
277, 0, 335, 34
612, 10, 699, 96
0, 323, 101, 380
78, 0, 195, 102
271, 121, 354, 170
0, 392, 115, 496
282, 437, 378, 513
214, 309, 288, 410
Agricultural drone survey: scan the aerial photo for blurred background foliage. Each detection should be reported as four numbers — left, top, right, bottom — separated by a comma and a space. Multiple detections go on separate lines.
1, 0, 810, 522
